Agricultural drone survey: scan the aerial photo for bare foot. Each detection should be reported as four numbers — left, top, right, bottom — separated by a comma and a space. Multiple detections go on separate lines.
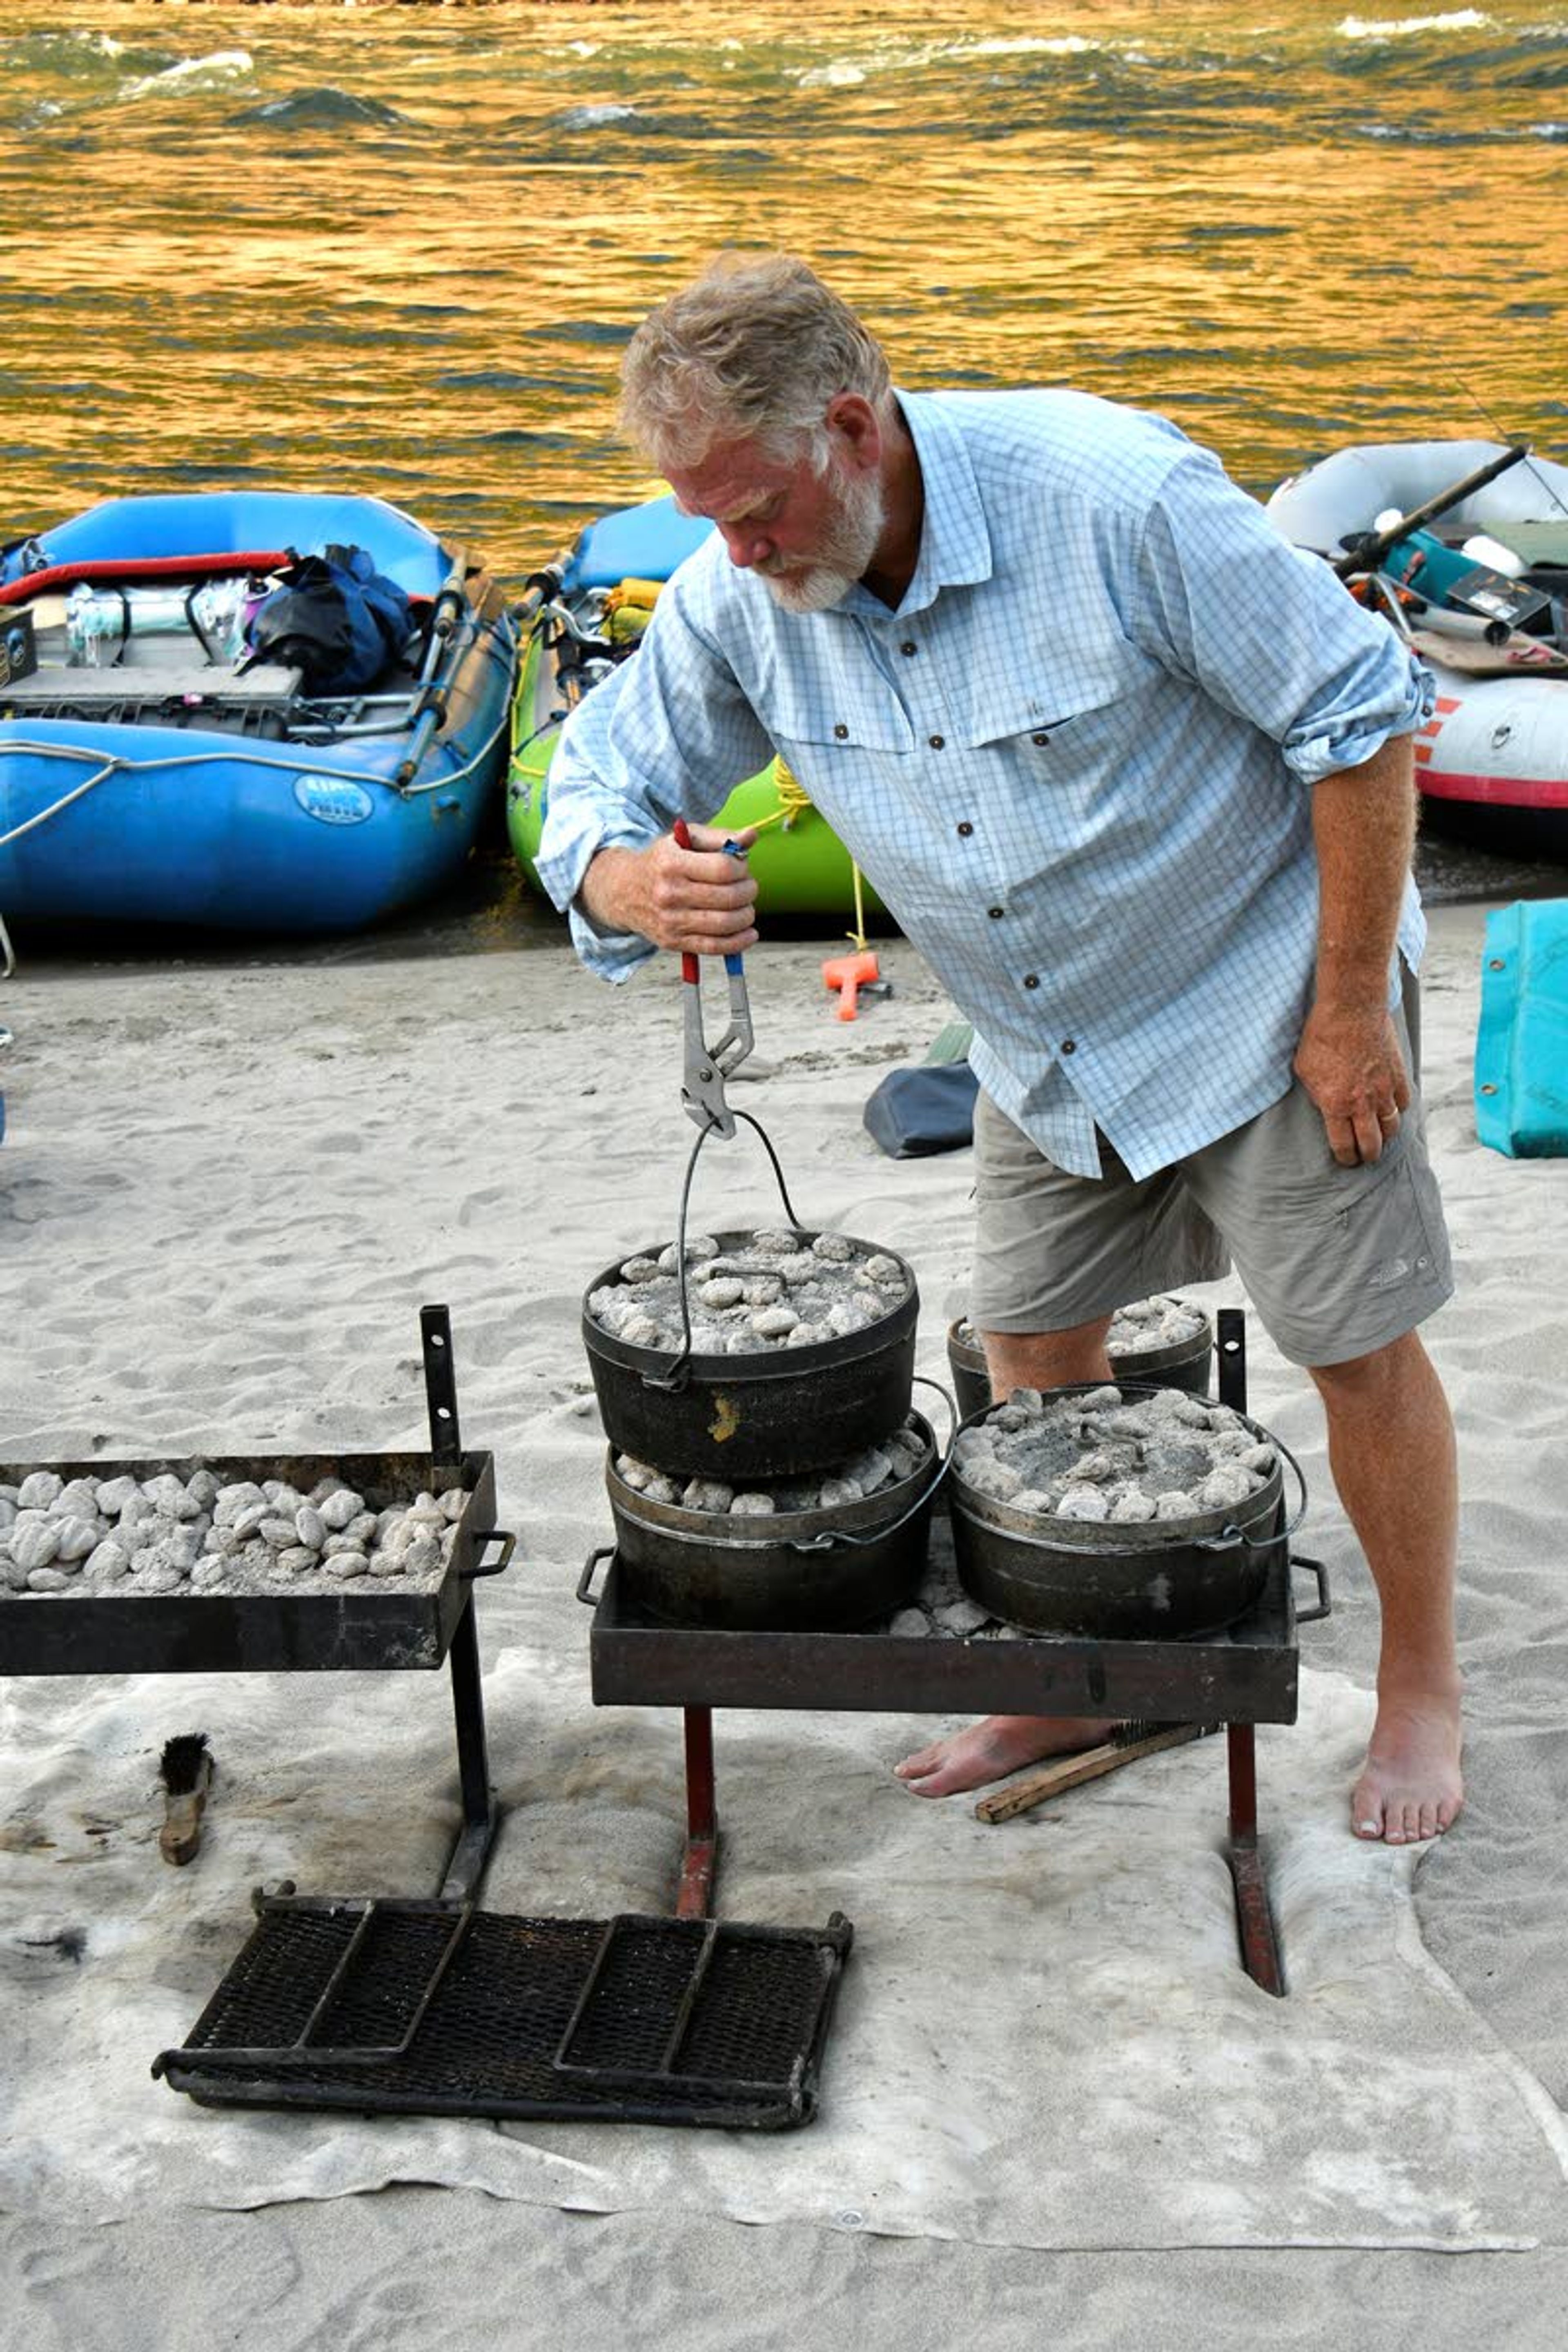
1350, 1687, 1465, 1845
895, 1713, 1115, 1798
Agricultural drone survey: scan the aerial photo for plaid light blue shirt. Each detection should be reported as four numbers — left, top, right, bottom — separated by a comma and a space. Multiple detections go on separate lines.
537, 390, 1430, 1180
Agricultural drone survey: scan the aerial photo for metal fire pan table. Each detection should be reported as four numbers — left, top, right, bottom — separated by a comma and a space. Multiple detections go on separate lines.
580, 1309, 1329, 1998
1, 1306, 513, 1905
585, 1536, 1301, 1722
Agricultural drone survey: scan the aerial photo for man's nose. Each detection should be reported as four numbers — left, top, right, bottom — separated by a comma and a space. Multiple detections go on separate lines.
720, 521, 772, 570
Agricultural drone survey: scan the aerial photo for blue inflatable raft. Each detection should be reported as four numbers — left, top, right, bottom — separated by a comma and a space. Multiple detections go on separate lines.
0, 491, 516, 934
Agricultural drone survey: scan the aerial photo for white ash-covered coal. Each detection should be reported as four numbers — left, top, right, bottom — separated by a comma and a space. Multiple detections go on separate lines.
0, 1469, 465, 1598
614, 1414, 929, 1517
954, 1294, 1209, 1360
953, 1385, 1276, 1526
589, 1227, 911, 1355
887, 1553, 1020, 1642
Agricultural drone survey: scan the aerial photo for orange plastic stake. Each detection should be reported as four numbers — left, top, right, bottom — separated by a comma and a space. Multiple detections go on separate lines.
822, 948, 879, 1022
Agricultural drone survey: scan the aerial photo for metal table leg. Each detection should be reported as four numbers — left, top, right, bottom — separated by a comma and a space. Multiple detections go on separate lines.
437, 1590, 499, 1906
1225, 1722, 1284, 1996
422, 1301, 500, 1905
677, 1705, 719, 1919
1214, 1306, 1286, 1995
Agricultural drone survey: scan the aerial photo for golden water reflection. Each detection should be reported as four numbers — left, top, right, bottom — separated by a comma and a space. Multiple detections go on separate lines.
2, 0, 1563, 565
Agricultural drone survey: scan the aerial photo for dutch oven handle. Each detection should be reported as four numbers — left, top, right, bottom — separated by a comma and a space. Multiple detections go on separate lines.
1196, 1427, 1310, 1557
646, 1110, 808, 1395
577, 1544, 616, 1605
913, 1372, 958, 1462
788, 1375, 958, 1555
1291, 1554, 1332, 1624
460, 1528, 515, 1581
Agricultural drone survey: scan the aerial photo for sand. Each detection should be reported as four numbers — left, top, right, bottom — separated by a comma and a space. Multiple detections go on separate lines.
4, 895, 1568, 2345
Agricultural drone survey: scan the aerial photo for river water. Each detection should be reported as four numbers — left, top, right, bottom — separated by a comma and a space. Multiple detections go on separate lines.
4, 0, 1567, 937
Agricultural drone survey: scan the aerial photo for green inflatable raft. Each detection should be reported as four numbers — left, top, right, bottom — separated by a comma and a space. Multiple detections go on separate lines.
506, 495, 885, 924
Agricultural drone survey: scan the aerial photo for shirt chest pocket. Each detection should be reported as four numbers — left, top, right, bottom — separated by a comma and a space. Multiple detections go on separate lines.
966, 679, 1148, 771
766, 682, 918, 756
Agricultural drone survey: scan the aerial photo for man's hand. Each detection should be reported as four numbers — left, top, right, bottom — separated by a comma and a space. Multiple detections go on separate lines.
580, 822, 760, 955
1293, 999, 1412, 1166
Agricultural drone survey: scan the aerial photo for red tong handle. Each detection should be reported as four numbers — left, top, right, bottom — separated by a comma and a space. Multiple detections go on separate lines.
673, 820, 700, 983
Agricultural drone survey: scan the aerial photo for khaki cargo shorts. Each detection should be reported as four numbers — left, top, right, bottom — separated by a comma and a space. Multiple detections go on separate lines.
970, 965, 1454, 1368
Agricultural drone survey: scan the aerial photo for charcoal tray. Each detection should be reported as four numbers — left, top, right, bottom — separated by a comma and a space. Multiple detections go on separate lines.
0, 1449, 500, 1675
154, 1893, 854, 2130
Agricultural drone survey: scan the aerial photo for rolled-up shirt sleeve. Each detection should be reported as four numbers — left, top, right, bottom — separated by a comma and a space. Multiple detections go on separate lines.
535, 580, 776, 979
1127, 447, 1434, 786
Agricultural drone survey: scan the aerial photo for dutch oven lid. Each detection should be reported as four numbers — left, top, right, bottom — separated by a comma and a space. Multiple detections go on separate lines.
950, 1381, 1286, 1553
584, 1229, 920, 1378
949, 1303, 1213, 1377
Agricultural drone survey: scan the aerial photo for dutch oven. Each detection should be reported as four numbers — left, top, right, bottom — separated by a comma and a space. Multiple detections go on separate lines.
950, 1382, 1299, 1640
945, 1305, 1214, 1421
582, 1229, 919, 1480
597, 1410, 941, 1631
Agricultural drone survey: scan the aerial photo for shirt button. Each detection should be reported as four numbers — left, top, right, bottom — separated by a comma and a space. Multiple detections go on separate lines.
900, 640, 918, 656
928, 734, 945, 750
1023, 973, 1039, 990
987, 906, 1005, 920
1031, 732, 1050, 746
833, 723, 848, 740
1060, 1038, 1077, 1055
956, 821, 973, 837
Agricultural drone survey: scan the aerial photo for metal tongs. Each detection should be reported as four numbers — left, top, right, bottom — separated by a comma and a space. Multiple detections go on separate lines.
673, 818, 753, 1138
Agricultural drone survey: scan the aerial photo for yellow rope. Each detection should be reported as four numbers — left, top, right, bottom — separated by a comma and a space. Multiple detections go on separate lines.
849, 860, 867, 954
748, 755, 813, 834
762, 757, 869, 950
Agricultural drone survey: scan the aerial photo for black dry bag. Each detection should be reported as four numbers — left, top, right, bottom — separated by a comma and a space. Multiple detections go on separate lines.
243, 544, 414, 695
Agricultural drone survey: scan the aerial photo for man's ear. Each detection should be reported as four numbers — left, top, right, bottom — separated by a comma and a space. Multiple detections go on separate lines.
826, 393, 882, 472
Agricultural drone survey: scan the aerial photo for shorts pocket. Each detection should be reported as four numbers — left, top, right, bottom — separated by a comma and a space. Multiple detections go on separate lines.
1324, 1147, 1450, 1312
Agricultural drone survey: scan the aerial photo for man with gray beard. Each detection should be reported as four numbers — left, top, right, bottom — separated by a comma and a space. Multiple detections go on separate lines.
536, 253, 1463, 1849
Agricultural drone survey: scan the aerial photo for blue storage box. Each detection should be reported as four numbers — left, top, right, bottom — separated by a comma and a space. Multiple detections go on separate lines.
1474, 900, 1568, 1157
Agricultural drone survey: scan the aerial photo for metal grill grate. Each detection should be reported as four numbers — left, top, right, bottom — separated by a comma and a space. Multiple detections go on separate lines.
155, 1896, 853, 2129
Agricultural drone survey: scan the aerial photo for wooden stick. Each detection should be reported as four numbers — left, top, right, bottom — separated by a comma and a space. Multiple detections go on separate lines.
975, 1722, 1219, 1824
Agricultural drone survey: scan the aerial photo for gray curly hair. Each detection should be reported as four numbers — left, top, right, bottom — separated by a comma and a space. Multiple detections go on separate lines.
619, 253, 893, 474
